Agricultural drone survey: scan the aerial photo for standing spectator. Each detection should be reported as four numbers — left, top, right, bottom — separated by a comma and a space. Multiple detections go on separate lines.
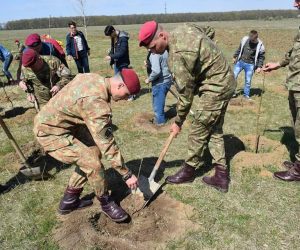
15, 39, 26, 81
145, 50, 172, 125
66, 21, 90, 73
104, 25, 130, 74
0, 44, 14, 84
233, 30, 265, 99
25, 33, 68, 67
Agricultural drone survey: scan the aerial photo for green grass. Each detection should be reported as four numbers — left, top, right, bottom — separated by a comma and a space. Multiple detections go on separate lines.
0, 19, 300, 249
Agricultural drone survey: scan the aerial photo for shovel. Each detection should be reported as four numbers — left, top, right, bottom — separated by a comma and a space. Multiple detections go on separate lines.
0, 115, 48, 180
136, 132, 175, 211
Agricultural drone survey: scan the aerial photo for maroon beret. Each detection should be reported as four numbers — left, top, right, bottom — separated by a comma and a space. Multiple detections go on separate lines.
120, 69, 140, 95
22, 49, 38, 67
25, 33, 41, 47
138, 21, 158, 47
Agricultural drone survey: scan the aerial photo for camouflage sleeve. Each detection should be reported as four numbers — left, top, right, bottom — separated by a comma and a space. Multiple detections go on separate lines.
78, 96, 129, 176
170, 46, 199, 126
21, 66, 35, 93
279, 48, 292, 67
56, 64, 71, 89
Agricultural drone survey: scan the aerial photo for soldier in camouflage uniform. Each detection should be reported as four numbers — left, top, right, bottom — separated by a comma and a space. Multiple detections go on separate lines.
139, 21, 236, 192
263, 0, 300, 182
33, 68, 140, 222
19, 49, 71, 109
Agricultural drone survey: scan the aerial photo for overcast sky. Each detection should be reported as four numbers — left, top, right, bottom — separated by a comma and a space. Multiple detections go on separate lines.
0, 0, 294, 23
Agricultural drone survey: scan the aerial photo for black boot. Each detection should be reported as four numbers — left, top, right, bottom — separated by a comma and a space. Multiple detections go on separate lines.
166, 163, 196, 184
98, 195, 129, 222
58, 186, 93, 215
282, 161, 294, 170
274, 161, 300, 182
202, 164, 230, 192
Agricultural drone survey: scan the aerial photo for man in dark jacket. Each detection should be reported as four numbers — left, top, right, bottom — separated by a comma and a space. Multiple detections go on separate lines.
104, 25, 130, 74
233, 30, 265, 100
66, 21, 90, 73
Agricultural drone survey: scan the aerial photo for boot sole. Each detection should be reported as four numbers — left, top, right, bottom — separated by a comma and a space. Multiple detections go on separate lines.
101, 211, 129, 222
201, 179, 228, 193
165, 179, 195, 185
273, 174, 299, 182
58, 201, 93, 215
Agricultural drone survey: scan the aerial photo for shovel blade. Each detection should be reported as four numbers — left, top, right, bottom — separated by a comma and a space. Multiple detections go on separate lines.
19, 165, 51, 180
138, 175, 161, 200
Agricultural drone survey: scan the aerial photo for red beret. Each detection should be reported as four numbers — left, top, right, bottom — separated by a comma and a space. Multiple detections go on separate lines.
22, 49, 38, 67
138, 21, 158, 47
25, 33, 41, 47
120, 69, 141, 95
15, 39, 19, 43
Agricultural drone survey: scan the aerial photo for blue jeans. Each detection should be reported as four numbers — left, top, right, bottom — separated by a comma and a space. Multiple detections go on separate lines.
75, 51, 90, 73
233, 60, 255, 97
152, 78, 172, 124
114, 64, 128, 75
2, 54, 13, 80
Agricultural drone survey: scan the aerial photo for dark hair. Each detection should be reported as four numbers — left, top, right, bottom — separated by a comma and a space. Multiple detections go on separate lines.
68, 21, 77, 27
104, 25, 115, 36
250, 30, 258, 35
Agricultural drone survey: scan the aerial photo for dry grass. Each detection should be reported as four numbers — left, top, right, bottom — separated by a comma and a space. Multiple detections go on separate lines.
0, 19, 299, 249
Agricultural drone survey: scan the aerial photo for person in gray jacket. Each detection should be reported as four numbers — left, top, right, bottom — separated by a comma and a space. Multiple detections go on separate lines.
145, 50, 172, 125
233, 30, 265, 99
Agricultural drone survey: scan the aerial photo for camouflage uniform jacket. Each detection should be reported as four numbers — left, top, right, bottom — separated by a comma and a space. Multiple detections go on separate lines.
168, 23, 236, 126
33, 73, 128, 175
22, 55, 71, 105
280, 28, 300, 91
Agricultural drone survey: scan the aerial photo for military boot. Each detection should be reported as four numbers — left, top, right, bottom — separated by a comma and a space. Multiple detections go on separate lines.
58, 186, 93, 215
202, 164, 230, 192
282, 161, 294, 170
166, 163, 196, 184
98, 194, 129, 222
274, 161, 300, 182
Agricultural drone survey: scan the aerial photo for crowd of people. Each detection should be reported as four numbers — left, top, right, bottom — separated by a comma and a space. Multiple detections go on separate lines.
1, 0, 300, 223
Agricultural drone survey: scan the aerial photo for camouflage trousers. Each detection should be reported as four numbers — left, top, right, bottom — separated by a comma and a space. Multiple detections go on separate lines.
36, 126, 107, 196
288, 90, 300, 161
185, 102, 228, 169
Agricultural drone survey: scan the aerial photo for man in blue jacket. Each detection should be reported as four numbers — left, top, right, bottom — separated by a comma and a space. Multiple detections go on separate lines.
66, 21, 90, 73
104, 25, 130, 74
0, 44, 14, 84
233, 30, 265, 100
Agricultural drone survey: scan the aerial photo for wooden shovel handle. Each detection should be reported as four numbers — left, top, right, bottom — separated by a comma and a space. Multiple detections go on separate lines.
148, 132, 175, 181
0, 115, 29, 166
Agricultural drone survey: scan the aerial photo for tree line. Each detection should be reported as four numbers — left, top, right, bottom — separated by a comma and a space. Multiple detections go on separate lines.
3, 10, 298, 30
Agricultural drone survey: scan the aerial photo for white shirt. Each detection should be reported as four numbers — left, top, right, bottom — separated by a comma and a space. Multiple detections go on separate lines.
74, 35, 83, 51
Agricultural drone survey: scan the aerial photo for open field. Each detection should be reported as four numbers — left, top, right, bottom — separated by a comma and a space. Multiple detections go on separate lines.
0, 19, 299, 249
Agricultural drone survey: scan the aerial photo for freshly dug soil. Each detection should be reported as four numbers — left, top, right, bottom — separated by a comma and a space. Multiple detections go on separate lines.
232, 135, 288, 170
228, 97, 258, 113
53, 193, 198, 250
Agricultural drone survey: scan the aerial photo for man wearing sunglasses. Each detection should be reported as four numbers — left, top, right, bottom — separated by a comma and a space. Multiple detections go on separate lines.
263, 0, 300, 182
139, 21, 236, 193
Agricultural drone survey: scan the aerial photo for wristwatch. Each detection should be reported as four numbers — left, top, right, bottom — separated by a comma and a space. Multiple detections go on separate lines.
122, 170, 132, 182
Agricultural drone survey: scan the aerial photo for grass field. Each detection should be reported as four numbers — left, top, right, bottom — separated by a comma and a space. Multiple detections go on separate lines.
0, 19, 300, 249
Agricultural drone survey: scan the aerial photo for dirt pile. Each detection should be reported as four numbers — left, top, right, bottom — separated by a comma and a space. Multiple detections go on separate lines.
228, 97, 258, 112
53, 193, 198, 250
232, 135, 288, 173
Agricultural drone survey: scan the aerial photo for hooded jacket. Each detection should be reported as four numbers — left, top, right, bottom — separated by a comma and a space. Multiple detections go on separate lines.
234, 36, 265, 69
109, 31, 130, 69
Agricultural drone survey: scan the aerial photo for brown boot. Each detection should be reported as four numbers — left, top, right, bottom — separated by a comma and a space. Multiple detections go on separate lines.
282, 161, 294, 170
58, 186, 93, 215
274, 161, 300, 182
165, 163, 196, 184
202, 164, 230, 193
98, 195, 129, 222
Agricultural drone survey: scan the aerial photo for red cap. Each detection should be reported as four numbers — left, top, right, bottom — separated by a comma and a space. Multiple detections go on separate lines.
25, 33, 41, 47
120, 69, 141, 95
22, 49, 38, 67
15, 39, 19, 43
138, 21, 158, 47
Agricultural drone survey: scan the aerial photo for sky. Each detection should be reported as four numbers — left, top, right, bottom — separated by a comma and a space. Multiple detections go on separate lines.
0, 0, 294, 23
